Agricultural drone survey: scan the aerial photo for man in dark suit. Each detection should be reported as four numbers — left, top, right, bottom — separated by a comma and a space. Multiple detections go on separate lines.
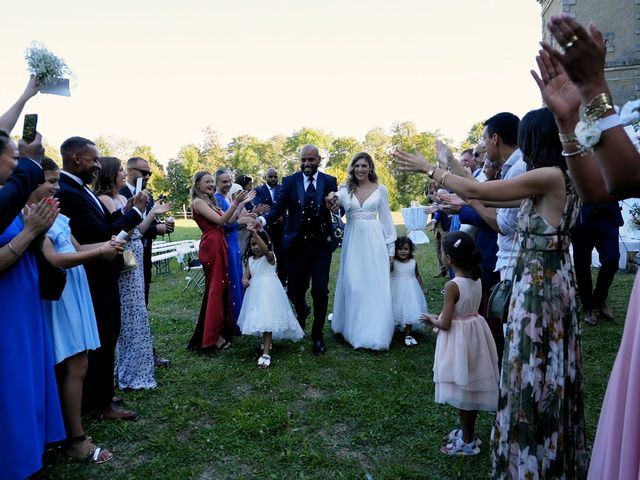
57, 136, 147, 420
254, 167, 287, 286
120, 156, 173, 367
254, 145, 338, 355
571, 202, 624, 326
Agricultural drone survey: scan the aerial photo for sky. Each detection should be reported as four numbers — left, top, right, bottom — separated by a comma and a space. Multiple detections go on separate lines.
3, 0, 548, 164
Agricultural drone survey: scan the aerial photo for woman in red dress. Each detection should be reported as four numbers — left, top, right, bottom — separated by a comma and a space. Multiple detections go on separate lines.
187, 171, 253, 351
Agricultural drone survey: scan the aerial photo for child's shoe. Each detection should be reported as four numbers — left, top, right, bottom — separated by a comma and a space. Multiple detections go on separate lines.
440, 436, 480, 456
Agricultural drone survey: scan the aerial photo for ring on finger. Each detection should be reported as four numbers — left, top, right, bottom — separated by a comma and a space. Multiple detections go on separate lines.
564, 34, 579, 49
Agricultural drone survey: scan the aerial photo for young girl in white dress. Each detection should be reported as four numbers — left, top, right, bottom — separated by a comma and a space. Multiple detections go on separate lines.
422, 231, 499, 456
390, 236, 427, 347
238, 230, 304, 368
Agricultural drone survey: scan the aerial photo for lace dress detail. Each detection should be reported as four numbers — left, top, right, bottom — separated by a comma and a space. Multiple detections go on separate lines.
113, 196, 156, 389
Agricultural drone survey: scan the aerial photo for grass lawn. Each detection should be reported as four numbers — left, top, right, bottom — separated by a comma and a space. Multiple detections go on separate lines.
39, 218, 631, 479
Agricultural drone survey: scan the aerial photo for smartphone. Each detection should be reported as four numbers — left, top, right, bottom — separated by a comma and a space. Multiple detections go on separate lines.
22, 114, 38, 143
135, 177, 143, 194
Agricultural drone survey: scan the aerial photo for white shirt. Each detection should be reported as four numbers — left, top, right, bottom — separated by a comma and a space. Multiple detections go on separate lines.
495, 149, 526, 277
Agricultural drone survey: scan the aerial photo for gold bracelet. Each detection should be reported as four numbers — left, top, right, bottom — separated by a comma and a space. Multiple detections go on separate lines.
7, 242, 22, 256
559, 132, 578, 144
584, 93, 613, 122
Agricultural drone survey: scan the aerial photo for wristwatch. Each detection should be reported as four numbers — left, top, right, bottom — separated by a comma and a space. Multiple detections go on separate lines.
427, 166, 436, 178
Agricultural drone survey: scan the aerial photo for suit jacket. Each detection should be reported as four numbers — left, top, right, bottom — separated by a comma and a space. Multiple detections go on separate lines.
262, 171, 338, 253
119, 185, 158, 246
0, 158, 44, 233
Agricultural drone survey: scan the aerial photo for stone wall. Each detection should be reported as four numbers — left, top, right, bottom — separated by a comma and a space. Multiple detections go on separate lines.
537, 0, 640, 104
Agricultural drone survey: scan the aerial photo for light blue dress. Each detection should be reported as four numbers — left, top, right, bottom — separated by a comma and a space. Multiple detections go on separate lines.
0, 216, 65, 479
42, 214, 101, 364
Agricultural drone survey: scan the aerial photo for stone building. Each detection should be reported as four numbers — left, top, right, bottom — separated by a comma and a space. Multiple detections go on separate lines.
537, 0, 640, 105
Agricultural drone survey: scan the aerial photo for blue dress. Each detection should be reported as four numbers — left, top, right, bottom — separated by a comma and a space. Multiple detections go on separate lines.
215, 193, 244, 330
42, 214, 101, 364
0, 216, 65, 479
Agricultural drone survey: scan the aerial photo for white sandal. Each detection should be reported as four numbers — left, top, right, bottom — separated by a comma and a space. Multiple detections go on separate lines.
257, 354, 271, 368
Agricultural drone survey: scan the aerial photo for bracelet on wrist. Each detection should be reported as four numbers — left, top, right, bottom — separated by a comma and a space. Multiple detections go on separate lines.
561, 146, 588, 158
583, 93, 613, 122
440, 171, 450, 187
231, 201, 239, 208
559, 132, 578, 144
7, 242, 22, 256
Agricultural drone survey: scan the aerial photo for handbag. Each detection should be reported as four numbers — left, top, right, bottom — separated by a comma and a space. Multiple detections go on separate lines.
34, 248, 67, 301
487, 232, 518, 323
121, 249, 137, 273
488, 279, 512, 323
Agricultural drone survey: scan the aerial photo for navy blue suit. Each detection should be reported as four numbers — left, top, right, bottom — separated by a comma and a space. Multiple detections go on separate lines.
57, 172, 143, 412
262, 171, 338, 340
571, 202, 623, 312
254, 183, 287, 286
0, 158, 43, 233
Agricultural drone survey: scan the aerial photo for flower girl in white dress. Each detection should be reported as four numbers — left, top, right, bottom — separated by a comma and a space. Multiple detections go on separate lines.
390, 236, 428, 347
238, 231, 304, 367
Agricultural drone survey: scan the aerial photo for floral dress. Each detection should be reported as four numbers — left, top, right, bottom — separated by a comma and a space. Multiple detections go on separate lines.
491, 171, 587, 479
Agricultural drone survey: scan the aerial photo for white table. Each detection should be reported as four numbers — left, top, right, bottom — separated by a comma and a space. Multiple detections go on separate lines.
401, 207, 430, 244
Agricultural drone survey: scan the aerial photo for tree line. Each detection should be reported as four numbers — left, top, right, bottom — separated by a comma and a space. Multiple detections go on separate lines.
44, 121, 483, 211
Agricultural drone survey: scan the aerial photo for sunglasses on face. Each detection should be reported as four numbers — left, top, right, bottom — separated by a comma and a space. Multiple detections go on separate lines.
132, 167, 152, 177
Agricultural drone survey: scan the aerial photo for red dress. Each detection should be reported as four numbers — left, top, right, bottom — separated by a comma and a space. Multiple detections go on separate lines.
187, 209, 234, 350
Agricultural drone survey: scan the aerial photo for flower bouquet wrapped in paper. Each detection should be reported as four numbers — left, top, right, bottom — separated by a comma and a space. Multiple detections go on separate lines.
25, 42, 72, 96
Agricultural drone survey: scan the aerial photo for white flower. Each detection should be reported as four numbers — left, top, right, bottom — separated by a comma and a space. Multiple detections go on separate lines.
24, 42, 72, 87
575, 120, 601, 149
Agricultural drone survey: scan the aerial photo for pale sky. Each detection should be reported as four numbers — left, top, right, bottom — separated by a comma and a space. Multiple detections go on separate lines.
3, 0, 547, 164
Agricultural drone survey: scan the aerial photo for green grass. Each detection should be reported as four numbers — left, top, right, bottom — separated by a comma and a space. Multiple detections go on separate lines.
38, 219, 630, 479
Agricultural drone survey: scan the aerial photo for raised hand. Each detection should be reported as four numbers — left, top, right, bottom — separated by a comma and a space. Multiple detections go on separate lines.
435, 140, 455, 171
150, 199, 172, 216
392, 149, 430, 173
18, 131, 45, 161
247, 218, 262, 232
542, 15, 607, 95
21, 75, 42, 101
531, 50, 581, 123
133, 191, 149, 211
437, 192, 465, 208
238, 211, 257, 225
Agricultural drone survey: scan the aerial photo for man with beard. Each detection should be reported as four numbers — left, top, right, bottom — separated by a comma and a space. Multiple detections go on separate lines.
57, 137, 147, 420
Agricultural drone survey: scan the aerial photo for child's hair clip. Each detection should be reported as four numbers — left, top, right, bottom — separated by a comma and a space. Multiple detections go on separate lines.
453, 239, 462, 248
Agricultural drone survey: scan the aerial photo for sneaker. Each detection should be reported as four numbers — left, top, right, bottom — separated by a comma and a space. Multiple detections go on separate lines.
584, 310, 598, 326
404, 336, 418, 347
440, 437, 480, 456
443, 428, 482, 447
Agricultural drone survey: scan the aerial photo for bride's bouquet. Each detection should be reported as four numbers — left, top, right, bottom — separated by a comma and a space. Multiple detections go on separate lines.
24, 42, 72, 96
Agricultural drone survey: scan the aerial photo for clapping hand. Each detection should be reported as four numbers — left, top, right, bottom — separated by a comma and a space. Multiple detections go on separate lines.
150, 199, 172, 216
234, 189, 256, 206
100, 236, 126, 260
531, 50, 581, 124
133, 191, 149, 211
435, 140, 455, 171
392, 149, 431, 173
252, 203, 270, 215
23, 198, 58, 236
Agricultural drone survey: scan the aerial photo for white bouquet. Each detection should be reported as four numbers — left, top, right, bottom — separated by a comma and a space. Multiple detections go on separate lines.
24, 42, 72, 95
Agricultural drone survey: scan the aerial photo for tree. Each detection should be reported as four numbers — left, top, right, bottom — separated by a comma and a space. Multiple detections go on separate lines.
325, 137, 362, 185
131, 145, 169, 197
165, 159, 191, 212
461, 121, 485, 151
198, 127, 226, 173
226, 135, 262, 179
283, 127, 333, 174
363, 128, 398, 209
389, 122, 438, 207
93, 135, 137, 159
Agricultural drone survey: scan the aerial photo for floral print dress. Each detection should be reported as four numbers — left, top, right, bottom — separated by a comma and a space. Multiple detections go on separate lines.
491, 171, 587, 479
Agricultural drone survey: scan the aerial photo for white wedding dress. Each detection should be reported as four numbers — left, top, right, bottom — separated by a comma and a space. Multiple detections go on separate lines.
331, 184, 396, 350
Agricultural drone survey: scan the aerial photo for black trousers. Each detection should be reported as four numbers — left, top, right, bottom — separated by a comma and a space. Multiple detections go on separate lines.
286, 238, 332, 340
571, 219, 620, 311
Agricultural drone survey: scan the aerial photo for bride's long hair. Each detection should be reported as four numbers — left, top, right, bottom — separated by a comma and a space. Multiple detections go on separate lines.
346, 152, 378, 194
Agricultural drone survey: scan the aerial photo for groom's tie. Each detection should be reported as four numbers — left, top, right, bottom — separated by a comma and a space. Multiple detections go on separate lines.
307, 176, 315, 194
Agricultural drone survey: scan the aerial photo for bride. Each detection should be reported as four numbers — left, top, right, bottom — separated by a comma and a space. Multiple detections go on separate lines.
328, 152, 396, 350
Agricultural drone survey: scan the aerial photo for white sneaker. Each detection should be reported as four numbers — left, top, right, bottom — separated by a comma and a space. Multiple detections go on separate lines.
404, 336, 418, 347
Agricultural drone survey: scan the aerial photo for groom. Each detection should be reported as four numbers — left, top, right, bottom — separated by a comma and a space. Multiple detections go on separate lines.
253, 145, 339, 355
